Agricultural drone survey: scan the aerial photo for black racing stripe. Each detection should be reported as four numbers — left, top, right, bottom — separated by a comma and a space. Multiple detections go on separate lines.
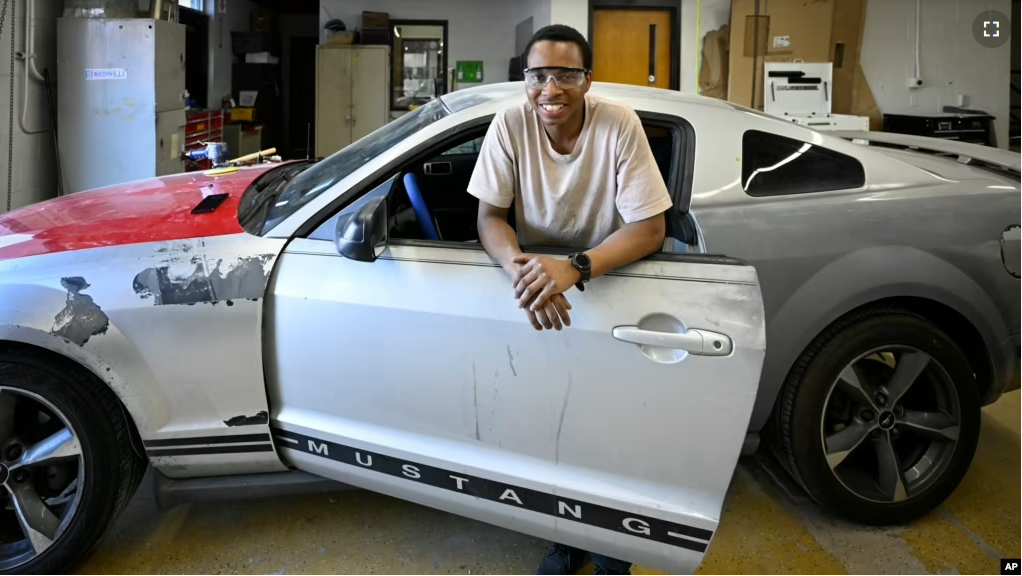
146, 444, 274, 457
143, 433, 271, 448
272, 427, 713, 550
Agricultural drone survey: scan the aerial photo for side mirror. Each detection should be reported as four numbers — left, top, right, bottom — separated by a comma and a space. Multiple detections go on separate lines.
334, 196, 389, 262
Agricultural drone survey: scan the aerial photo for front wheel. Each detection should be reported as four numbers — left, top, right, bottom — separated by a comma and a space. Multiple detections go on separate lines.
773, 308, 981, 525
0, 349, 146, 574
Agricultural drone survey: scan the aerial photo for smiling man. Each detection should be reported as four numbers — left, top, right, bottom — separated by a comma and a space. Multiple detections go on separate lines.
466, 24, 673, 575
468, 24, 673, 335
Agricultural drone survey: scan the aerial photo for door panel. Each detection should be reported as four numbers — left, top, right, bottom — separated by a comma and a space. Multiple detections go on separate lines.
593, 9, 672, 89
267, 237, 765, 573
315, 46, 352, 157
155, 108, 186, 176
351, 46, 391, 142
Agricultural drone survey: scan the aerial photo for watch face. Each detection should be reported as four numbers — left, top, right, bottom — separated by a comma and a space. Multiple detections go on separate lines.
573, 253, 591, 269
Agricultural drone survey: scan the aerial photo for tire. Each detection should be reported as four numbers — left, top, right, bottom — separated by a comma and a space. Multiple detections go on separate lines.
772, 307, 981, 525
0, 347, 147, 574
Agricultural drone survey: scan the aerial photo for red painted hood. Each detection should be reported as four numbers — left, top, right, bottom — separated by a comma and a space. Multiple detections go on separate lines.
0, 166, 277, 261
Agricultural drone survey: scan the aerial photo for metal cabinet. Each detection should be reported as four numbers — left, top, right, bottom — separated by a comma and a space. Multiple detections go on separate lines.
316, 45, 390, 158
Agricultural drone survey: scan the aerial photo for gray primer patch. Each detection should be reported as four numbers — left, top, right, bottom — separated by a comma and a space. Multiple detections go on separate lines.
224, 411, 269, 427
132, 254, 273, 305
51, 277, 110, 346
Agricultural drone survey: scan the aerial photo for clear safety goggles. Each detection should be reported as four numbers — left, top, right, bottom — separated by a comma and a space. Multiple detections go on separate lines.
523, 67, 590, 90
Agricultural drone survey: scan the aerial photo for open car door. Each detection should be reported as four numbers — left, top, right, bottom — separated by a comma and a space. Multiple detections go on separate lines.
265, 183, 766, 573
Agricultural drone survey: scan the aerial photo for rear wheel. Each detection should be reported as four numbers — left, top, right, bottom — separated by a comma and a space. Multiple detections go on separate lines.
0, 349, 146, 574
773, 308, 981, 524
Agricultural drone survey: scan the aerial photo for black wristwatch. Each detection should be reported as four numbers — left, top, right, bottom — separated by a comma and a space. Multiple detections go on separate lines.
568, 252, 592, 292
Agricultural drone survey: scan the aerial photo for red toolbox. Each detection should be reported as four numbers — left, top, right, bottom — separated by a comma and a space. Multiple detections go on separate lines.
184, 109, 225, 171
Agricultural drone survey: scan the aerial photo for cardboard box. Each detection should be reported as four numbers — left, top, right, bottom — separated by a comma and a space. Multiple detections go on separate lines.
361, 11, 389, 30
727, 0, 867, 113
699, 25, 730, 100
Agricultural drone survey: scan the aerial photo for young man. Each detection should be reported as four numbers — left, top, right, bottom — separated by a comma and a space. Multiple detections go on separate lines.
466, 24, 673, 575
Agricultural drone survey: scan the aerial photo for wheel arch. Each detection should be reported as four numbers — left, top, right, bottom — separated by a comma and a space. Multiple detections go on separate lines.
749, 245, 1007, 433
0, 323, 160, 461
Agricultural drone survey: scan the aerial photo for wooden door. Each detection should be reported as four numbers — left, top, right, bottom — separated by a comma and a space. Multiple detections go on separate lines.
592, 9, 672, 89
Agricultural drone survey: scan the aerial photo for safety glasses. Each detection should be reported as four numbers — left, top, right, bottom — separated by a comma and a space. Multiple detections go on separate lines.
523, 66, 590, 90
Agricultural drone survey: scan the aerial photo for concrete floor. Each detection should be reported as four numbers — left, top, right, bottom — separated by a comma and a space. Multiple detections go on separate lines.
77, 391, 1019, 575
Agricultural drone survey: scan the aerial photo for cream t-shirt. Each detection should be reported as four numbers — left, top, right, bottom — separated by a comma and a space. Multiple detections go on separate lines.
467, 94, 674, 248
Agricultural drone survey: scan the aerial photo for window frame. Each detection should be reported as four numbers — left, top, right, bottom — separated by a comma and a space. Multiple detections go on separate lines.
300, 111, 698, 253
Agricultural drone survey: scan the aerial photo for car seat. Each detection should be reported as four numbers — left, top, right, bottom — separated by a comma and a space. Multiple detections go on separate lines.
402, 173, 440, 241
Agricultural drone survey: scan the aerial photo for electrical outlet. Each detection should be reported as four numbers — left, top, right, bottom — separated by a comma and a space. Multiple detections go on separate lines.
907, 77, 924, 89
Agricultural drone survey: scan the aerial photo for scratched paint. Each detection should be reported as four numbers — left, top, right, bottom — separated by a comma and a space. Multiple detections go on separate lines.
224, 411, 269, 427
132, 254, 274, 305
50, 277, 110, 346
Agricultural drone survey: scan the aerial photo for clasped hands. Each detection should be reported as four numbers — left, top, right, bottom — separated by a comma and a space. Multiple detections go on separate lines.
508, 253, 581, 331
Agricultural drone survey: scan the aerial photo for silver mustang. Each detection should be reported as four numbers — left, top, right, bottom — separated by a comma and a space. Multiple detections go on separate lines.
0, 81, 1018, 574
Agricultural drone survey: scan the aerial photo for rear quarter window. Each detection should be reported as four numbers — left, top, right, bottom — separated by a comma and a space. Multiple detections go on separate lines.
742, 130, 865, 197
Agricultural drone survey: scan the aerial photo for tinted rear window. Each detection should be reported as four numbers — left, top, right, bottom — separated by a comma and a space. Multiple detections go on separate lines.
742, 130, 865, 196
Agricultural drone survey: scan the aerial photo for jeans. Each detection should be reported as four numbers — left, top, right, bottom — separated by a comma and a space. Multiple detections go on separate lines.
537, 542, 631, 575
590, 553, 632, 575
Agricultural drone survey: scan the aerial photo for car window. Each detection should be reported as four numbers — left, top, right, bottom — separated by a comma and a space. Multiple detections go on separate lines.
440, 136, 483, 156
741, 129, 865, 197
258, 98, 451, 234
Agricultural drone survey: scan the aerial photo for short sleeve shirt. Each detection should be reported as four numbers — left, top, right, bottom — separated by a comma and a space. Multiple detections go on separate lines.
466, 94, 673, 248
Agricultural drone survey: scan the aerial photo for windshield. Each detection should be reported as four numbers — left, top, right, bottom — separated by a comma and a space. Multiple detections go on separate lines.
260, 98, 452, 233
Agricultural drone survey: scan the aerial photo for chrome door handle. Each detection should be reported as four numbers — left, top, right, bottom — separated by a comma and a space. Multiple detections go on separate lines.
612, 326, 733, 356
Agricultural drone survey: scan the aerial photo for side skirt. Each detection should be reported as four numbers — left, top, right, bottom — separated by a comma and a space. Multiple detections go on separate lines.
151, 469, 356, 511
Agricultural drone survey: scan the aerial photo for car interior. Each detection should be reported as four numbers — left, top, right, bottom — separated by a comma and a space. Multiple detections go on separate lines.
383, 120, 693, 249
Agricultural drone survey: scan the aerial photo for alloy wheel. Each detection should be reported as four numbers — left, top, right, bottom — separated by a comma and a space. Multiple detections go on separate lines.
0, 386, 85, 571
820, 346, 961, 504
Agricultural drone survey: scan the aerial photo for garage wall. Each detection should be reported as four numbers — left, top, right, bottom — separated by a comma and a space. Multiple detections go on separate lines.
860, 0, 1012, 149
514, 0, 550, 57
318, 0, 519, 88
0, 0, 62, 214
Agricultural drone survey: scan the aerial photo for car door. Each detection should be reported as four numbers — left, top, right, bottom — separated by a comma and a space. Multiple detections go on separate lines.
263, 135, 765, 575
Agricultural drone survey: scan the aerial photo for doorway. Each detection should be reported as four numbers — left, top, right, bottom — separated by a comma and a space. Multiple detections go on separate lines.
589, 0, 679, 90
288, 36, 317, 159
179, 6, 209, 108
390, 20, 449, 112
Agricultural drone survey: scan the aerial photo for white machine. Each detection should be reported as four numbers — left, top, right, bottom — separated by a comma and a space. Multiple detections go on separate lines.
58, 12, 187, 194
763, 62, 869, 131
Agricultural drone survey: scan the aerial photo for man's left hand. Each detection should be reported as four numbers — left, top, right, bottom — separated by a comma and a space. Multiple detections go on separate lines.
512, 254, 581, 311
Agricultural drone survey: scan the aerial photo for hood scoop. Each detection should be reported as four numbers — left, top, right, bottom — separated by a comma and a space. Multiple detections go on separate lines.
190, 193, 230, 215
